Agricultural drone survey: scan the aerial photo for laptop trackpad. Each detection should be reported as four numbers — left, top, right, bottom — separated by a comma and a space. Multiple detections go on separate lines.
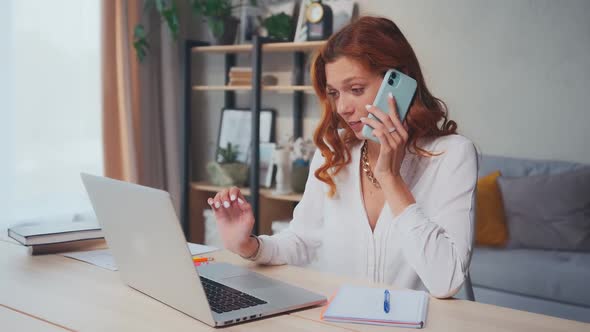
222, 274, 275, 290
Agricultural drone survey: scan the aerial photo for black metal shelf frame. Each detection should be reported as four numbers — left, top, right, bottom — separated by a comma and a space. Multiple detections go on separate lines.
181, 37, 307, 238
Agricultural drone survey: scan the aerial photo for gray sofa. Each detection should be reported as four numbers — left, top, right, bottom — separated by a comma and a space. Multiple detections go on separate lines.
463, 154, 590, 322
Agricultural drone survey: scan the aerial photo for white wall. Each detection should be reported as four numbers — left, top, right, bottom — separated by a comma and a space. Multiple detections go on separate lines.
1, 0, 103, 230
0, 0, 14, 225
359, 0, 590, 163
192, 0, 590, 181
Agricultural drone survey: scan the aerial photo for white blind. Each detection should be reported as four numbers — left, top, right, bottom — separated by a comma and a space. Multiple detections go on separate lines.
1, 0, 103, 234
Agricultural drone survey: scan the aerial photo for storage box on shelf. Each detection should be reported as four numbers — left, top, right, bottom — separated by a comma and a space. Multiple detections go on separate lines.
183, 39, 324, 244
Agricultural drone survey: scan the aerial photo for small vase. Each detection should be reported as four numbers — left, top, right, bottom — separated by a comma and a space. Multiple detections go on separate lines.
291, 160, 310, 193
272, 148, 292, 195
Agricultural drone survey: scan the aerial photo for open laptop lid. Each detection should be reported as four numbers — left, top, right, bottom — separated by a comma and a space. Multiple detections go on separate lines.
81, 173, 215, 326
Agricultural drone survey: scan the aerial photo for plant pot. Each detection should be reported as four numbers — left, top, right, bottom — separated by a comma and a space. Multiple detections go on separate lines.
206, 162, 248, 187
291, 160, 310, 193
207, 16, 239, 45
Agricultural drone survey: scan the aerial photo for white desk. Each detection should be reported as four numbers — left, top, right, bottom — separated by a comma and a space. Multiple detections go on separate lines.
1, 240, 588, 331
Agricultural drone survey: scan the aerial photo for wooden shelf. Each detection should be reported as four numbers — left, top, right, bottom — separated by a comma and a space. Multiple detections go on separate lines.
264, 191, 303, 202
191, 182, 302, 202
192, 85, 314, 93
192, 41, 326, 54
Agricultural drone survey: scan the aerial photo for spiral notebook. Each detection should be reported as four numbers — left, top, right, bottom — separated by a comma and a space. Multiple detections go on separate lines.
321, 285, 429, 328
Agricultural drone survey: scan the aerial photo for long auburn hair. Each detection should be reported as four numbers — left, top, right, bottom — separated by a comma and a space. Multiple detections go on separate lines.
311, 16, 458, 197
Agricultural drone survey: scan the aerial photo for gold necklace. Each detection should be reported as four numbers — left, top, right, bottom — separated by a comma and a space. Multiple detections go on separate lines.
361, 140, 381, 188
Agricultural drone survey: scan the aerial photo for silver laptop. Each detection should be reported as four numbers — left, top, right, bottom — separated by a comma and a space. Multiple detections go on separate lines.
81, 173, 326, 327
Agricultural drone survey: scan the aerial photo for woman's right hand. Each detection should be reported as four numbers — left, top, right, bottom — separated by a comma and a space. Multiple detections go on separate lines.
207, 187, 258, 257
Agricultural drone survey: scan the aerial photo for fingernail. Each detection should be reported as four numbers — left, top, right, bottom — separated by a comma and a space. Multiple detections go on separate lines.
237, 198, 244, 205
360, 117, 367, 122
223, 201, 230, 208
230, 195, 236, 201
207, 198, 213, 205
365, 104, 372, 110
214, 202, 221, 209
388, 92, 393, 99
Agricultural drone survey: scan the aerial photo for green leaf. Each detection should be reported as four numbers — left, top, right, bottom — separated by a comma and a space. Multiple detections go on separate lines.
162, 6, 180, 39
133, 39, 149, 62
134, 24, 146, 39
217, 142, 240, 163
143, 0, 156, 12
133, 23, 151, 62
263, 12, 292, 41
154, 0, 165, 12
192, 0, 232, 17
208, 17, 225, 38
191, 0, 203, 15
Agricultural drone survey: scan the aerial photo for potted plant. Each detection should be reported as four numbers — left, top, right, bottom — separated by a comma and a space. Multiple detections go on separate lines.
191, 0, 241, 45
133, 0, 180, 62
260, 12, 293, 42
133, 0, 257, 62
206, 142, 249, 187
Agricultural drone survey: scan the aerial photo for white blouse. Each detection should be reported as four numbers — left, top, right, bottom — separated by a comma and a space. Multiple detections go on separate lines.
253, 134, 478, 298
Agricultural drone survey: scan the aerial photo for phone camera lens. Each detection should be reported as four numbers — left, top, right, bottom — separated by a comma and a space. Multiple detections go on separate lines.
390, 72, 397, 79
388, 79, 394, 85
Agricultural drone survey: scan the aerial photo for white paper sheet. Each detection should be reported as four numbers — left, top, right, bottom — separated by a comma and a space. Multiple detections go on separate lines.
61, 242, 219, 271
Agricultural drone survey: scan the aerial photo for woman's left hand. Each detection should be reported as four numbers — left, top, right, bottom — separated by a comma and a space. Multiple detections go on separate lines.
360, 93, 409, 185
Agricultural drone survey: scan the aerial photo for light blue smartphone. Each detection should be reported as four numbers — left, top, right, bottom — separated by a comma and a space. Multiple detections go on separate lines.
362, 69, 417, 143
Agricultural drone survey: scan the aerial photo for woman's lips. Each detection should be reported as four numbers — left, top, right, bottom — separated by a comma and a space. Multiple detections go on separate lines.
348, 120, 363, 132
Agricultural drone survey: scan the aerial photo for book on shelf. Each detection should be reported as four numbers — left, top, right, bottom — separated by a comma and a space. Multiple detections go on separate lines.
228, 76, 279, 87
229, 72, 252, 78
8, 219, 103, 246
229, 66, 252, 73
228, 80, 252, 86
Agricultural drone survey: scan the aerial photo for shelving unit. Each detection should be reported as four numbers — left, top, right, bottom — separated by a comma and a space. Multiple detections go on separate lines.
181, 38, 324, 243
190, 40, 325, 53
191, 182, 303, 203
192, 85, 314, 93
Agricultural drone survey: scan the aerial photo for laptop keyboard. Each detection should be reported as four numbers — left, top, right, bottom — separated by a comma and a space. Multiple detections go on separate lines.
200, 277, 267, 314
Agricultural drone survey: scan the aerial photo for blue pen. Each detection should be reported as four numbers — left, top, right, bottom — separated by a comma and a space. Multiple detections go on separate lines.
384, 289, 390, 313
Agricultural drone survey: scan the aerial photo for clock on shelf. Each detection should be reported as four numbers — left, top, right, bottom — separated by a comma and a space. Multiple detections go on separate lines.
305, 0, 333, 41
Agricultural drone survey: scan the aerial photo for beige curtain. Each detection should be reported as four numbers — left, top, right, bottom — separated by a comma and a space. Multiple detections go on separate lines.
101, 0, 188, 213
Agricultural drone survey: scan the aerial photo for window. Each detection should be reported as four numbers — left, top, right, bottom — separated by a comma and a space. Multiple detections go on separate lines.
1, 0, 103, 235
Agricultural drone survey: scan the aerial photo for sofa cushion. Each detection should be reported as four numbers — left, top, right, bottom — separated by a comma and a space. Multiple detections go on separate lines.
497, 167, 590, 251
471, 247, 590, 307
478, 154, 587, 178
475, 170, 508, 247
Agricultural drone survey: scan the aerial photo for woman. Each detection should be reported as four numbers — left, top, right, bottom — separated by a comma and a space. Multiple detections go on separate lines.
207, 16, 478, 298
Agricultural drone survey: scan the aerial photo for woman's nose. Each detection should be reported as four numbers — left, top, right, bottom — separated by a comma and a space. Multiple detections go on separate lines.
336, 95, 354, 116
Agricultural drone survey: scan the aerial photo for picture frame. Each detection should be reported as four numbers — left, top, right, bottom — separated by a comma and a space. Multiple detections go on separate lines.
238, 3, 261, 44
259, 142, 276, 188
326, 0, 356, 33
293, 0, 311, 42
216, 108, 276, 164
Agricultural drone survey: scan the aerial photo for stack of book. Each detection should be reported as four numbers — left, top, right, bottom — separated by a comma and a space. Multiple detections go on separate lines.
228, 67, 279, 86
7, 218, 106, 255
228, 67, 252, 86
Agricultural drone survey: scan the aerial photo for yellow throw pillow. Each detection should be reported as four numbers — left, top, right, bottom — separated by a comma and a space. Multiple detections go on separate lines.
475, 170, 509, 247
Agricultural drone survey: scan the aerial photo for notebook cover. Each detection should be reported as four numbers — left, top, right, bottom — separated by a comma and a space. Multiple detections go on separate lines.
321, 285, 428, 328
8, 220, 103, 245
9, 220, 101, 238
